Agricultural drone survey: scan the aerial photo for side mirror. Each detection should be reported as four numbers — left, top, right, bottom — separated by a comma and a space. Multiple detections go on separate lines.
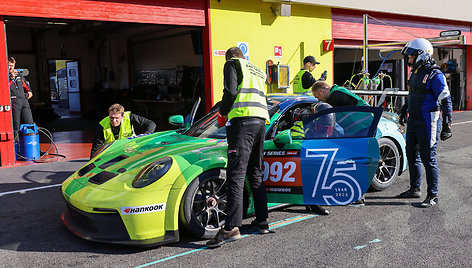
169, 115, 184, 128
274, 129, 292, 146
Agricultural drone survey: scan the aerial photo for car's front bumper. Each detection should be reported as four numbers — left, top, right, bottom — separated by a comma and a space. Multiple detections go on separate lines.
61, 201, 179, 247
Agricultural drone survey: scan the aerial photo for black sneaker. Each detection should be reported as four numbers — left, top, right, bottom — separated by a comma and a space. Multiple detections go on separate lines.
306, 205, 329, 215
250, 219, 270, 234
206, 227, 241, 248
396, 187, 421, 198
420, 195, 438, 207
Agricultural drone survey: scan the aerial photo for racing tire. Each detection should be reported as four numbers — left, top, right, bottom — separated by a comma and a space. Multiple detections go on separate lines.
179, 169, 228, 239
370, 138, 401, 191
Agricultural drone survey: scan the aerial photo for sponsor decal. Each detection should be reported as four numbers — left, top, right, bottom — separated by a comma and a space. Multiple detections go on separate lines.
121, 203, 166, 215
207, 139, 217, 143
422, 74, 429, 84
265, 185, 303, 194
264, 150, 299, 157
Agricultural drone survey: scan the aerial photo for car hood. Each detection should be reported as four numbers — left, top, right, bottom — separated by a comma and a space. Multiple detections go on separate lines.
64, 130, 227, 191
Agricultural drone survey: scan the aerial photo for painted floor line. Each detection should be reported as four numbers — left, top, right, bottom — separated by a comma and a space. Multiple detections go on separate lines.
134, 213, 319, 268
353, 238, 382, 250
0, 184, 61, 197
452, 120, 472, 126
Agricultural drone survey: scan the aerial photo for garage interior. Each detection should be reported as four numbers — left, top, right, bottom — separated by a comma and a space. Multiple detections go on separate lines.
334, 46, 467, 111
5, 16, 206, 133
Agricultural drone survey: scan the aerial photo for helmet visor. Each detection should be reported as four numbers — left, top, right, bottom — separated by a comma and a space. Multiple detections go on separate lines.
401, 46, 418, 56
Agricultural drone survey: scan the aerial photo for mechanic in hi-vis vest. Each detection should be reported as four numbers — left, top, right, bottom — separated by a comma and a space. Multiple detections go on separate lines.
292, 55, 326, 94
207, 47, 271, 248
90, 103, 156, 158
396, 38, 452, 208
8, 57, 34, 140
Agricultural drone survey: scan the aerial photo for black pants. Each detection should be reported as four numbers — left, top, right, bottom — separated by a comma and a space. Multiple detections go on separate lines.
225, 117, 268, 229
11, 98, 34, 140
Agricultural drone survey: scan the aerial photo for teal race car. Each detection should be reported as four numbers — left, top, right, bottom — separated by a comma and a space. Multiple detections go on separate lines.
61, 94, 406, 247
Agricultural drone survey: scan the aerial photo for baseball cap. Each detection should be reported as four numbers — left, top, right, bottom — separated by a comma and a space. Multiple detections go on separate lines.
304, 56, 320, 65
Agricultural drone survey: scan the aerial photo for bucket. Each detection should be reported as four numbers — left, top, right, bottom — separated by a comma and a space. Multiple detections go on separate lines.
19, 123, 40, 160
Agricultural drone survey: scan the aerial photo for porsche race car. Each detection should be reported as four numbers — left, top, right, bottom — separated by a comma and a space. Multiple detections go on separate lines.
61, 94, 406, 247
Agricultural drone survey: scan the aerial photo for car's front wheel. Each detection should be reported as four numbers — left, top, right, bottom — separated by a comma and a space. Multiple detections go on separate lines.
179, 169, 227, 239
370, 138, 401, 191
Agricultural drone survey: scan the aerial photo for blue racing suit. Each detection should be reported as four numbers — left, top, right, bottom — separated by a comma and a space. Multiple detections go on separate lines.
405, 62, 452, 196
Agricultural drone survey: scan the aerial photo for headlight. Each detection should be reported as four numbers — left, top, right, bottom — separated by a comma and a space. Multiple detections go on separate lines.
132, 157, 173, 188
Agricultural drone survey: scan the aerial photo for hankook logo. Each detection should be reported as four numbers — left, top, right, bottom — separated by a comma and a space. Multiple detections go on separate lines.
121, 203, 166, 215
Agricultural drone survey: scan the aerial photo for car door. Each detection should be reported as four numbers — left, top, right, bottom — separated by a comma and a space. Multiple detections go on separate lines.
264, 106, 383, 206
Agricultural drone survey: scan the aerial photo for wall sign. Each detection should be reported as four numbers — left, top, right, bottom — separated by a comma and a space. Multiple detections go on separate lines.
322, 39, 334, 51
214, 50, 226, 56
237, 42, 249, 60
274, 46, 282, 59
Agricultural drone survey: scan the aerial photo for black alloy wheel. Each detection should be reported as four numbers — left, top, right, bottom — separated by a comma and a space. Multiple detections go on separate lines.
180, 169, 227, 239
370, 138, 401, 191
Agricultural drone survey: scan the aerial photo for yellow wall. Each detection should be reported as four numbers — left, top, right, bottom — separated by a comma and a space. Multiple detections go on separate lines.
209, 0, 332, 105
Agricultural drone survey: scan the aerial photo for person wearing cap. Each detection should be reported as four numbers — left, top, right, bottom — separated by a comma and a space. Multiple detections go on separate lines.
292, 55, 326, 94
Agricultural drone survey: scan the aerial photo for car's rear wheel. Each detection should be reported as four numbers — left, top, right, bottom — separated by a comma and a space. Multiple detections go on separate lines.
179, 169, 227, 239
370, 138, 401, 191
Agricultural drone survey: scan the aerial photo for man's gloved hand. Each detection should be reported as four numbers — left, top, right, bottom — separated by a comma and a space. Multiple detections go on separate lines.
440, 123, 452, 141
319, 70, 327, 81
217, 113, 227, 127
399, 104, 408, 127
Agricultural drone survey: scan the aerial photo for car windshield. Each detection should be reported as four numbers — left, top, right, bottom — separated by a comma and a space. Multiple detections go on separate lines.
183, 99, 280, 139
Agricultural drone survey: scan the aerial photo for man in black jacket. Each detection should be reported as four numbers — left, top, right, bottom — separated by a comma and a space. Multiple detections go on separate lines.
8, 57, 34, 140
207, 47, 271, 248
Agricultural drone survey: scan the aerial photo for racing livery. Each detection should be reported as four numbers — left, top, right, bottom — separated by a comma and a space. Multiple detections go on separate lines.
61, 94, 406, 247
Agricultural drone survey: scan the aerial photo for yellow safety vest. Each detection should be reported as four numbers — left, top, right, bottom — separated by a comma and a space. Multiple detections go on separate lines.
228, 58, 270, 122
100, 111, 135, 144
292, 69, 310, 93
290, 121, 305, 139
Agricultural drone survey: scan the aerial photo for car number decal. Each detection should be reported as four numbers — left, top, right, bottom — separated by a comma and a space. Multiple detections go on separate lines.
263, 150, 302, 194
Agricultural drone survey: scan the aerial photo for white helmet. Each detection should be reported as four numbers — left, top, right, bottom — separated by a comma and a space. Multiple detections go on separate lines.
401, 38, 433, 67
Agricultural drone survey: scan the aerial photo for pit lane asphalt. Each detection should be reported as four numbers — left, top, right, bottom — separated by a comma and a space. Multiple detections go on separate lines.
1, 111, 472, 268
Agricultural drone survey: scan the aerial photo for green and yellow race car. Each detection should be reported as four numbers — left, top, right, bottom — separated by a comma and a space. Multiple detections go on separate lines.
61, 94, 405, 247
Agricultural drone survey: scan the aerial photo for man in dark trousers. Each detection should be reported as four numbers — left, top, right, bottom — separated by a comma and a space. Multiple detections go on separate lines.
396, 38, 453, 207
90, 103, 156, 158
207, 47, 271, 248
8, 57, 34, 140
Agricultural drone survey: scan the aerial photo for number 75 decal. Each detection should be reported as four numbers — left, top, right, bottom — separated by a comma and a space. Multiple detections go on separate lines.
306, 148, 362, 205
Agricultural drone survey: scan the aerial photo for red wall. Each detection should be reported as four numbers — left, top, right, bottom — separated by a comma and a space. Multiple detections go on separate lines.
467, 46, 472, 110
0, 17, 15, 166
332, 9, 472, 43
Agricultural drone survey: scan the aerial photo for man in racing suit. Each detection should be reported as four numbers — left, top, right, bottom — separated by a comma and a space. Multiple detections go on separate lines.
207, 47, 271, 248
396, 38, 453, 207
